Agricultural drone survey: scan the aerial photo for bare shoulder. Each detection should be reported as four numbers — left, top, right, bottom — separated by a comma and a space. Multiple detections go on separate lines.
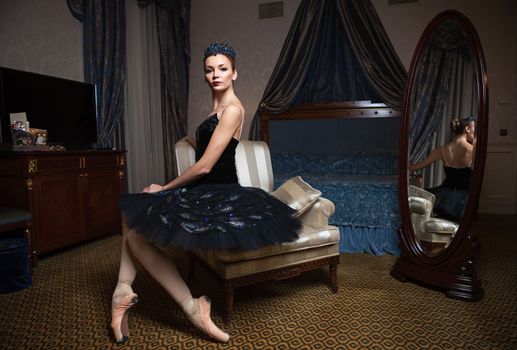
461, 138, 473, 150
221, 104, 244, 118
219, 104, 244, 124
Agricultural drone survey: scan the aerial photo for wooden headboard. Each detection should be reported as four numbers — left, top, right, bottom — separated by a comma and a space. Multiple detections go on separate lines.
258, 101, 400, 143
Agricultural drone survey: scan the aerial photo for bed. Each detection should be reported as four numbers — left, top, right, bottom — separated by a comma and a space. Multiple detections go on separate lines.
259, 101, 401, 255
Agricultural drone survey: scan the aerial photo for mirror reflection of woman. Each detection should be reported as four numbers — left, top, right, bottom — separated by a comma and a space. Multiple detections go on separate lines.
408, 116, 476, 220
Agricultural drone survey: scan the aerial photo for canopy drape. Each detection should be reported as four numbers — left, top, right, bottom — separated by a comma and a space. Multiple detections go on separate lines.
249, 0, 406, 140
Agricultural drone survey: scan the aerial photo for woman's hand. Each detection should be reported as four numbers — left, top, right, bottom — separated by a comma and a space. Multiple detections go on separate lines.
142, 184, 164, 193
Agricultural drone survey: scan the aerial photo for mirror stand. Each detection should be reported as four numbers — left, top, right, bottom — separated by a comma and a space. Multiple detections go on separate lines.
391, 226, 484, 301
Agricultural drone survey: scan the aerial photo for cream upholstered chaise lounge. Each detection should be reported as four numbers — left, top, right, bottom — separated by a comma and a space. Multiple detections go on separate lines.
174, 139, 340, 323
408, 185, 459, 254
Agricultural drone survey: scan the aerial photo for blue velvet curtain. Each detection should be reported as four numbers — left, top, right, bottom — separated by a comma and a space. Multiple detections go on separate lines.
409, 21, 470, 163
249, 0, 406, 140
81, 0, 126, 149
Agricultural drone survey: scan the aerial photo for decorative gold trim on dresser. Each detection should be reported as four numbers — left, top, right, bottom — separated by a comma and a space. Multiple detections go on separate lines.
119, 170, 125, 178
28, 159, 38, 174
118, 154, 125, 167
26, 178, 33, 190
80, 156, 86, 168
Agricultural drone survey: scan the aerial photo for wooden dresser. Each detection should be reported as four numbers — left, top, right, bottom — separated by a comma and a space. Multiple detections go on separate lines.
0, 150, 125, 260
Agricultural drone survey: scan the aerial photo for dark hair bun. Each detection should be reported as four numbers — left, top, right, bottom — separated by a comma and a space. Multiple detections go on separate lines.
450, 118, 461, 132
450, 117, 472, 135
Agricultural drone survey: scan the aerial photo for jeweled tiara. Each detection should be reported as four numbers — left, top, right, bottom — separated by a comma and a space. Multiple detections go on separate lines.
203, 42, 236, 61
463, 115, 476, 122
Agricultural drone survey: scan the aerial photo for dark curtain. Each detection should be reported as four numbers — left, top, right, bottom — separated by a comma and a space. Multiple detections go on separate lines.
82, 0, 126, 149
290, 1, 381, 107
68, 0, 190, 177
249, 0, 406, 140
337, 0, 406, 109
134, 0, 191, 179
154, 0, 191, 179
409, 22, 470, 163
66, 0, 83, 20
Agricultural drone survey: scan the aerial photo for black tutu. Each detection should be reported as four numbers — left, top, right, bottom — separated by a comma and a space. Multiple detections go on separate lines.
119, 183, 301, 251
427, 186, 469, 220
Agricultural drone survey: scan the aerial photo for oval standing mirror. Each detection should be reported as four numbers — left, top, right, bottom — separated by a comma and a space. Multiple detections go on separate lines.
408, 17, 478, 256
392, 10, 488, 301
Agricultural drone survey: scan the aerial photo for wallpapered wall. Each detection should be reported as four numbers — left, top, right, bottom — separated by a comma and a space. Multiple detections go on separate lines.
0, 0, 83, 82
189, 0, 517, 145
1, 0, 513, 144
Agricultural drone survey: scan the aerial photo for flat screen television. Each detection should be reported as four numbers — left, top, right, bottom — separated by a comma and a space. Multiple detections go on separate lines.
0, 66, 98, 150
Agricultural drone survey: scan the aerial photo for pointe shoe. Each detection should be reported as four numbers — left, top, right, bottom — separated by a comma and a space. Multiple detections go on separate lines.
186, 296, 230, 342
111, 292, 138, 344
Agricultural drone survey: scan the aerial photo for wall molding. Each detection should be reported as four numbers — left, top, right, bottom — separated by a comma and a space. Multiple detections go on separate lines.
478, 143, 517, 214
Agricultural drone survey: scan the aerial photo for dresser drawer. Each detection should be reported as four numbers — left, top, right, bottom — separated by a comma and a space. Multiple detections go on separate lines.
85, 153, 120, 169
35, 156, 81, 173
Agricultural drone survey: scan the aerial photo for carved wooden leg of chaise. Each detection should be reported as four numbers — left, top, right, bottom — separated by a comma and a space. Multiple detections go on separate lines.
223, 283, 234, 324
330, 258, 339, 293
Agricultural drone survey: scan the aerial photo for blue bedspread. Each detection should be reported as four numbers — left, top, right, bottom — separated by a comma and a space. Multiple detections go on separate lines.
272, 152, 401, 255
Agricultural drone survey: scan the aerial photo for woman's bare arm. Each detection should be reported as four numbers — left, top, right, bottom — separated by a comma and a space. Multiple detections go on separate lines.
408, 147, 443, 171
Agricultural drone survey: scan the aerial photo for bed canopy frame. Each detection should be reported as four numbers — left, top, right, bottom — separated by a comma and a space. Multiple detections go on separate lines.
259, 101, 400, 143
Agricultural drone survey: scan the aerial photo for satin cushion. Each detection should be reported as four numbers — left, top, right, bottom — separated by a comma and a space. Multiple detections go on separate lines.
425, 218, 459, 234
272, 176, 321, 217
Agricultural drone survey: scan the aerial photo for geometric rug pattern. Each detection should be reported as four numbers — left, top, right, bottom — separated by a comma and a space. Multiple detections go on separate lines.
0, 214, 516, 349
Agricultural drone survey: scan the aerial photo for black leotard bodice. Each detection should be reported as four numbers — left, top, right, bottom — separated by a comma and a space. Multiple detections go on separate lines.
194, 114, 238, 185
441, 166, 472, 190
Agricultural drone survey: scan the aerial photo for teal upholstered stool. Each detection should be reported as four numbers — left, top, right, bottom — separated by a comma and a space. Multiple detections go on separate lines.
0, 208, 33, 293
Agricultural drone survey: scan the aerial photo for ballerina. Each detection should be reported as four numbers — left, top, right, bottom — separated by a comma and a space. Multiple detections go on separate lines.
111, 42, 300, 344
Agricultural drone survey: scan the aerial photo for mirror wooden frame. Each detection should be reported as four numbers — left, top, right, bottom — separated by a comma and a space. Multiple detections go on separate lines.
391, 10, 488, 301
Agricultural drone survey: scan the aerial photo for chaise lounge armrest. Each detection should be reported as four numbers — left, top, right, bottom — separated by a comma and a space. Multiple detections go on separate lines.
408, 185, 435, 207
298, 197, 335, 228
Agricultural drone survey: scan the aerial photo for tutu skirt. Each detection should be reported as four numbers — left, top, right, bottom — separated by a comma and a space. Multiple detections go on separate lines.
119, 184, 301, 251
427, 186, 468, 220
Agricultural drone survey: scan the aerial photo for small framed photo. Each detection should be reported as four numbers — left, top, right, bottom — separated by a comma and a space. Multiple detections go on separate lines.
11, 121, 34, 145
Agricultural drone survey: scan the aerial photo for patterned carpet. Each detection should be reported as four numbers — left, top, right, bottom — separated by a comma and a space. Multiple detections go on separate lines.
0, 214, 516, 349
